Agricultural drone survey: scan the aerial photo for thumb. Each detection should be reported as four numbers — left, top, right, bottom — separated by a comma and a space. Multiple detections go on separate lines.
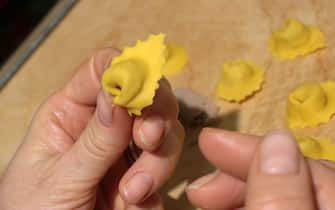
61, 90, 133, 181
245, 131, 316, 210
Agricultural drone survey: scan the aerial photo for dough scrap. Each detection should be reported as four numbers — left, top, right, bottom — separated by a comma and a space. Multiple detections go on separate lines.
296, 135, 335, 162
102, 34, 166, 115
216, 60, 265, 102
163, 43, 188, 76
287, 81, 335, 128
269, 18, 326, 60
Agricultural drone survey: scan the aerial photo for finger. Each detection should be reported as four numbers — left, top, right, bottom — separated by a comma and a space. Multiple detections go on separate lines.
126, 193, 164, 210
63, 48, 120, 106
308, 160, 335, 210
97, 161, 164, 210
60, 90, 133, 181
24, 48, 121, 155
199, 128, 261, 180
132, 79, 179, 151
119, 120, 185, 204
186, 171, 245, 210
245, 131, 315, 210
55, 47, 120, 139
198, 128, 335, 210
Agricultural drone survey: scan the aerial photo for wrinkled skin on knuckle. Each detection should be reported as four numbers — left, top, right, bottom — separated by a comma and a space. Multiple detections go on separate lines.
81, 125, 112, 161
49, 182, 95, 210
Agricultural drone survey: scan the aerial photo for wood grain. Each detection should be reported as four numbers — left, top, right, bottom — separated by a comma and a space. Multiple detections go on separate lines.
1, 0, 335, 209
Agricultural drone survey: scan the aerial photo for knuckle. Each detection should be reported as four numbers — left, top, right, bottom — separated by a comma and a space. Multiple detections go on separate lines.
81, 125, 110, 160
39, 91, 63, 111
46, 176, 94, 207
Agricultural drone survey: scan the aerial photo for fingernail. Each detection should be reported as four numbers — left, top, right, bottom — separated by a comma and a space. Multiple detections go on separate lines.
123, 172, 153, 204
97, 90, 114, 126
187, 171, 219, 190
260, 130, 300, 175
139, 116, 165, 148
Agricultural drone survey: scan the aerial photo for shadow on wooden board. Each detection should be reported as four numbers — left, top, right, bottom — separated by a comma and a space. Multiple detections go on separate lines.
161, 106, 239, 210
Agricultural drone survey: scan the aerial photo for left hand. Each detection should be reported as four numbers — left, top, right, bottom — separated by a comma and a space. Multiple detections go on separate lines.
0, 48, 185, 210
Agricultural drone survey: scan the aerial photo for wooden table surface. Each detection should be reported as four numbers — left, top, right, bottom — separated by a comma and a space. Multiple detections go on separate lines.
1, 0, 335, 209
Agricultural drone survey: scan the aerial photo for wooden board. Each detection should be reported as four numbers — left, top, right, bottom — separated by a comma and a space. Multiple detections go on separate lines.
1, 0, 335, 209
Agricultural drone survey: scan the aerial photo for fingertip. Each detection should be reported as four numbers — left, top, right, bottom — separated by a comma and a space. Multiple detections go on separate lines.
62, 47, 121, 106
93, 47, 121, 71
199, 128, 246, 151
198, 127, 224, 149
133, 115, 166, 152
245, 130, 315, 210
198, 128, 261, 180
186, 171, 245, 210
198, 127, 216, 140
199, 128, 261, 148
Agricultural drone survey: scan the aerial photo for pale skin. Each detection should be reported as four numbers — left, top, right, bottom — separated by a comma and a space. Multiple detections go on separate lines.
0, 48, 185, 210
186, 128, 335, 210
0, 48, 334, 210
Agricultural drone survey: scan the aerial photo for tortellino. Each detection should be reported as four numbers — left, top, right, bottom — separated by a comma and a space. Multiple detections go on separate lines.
102, 34, 167, 115
163, 43, 188, 76
297, 135, 335, 163
269, 18, 326, 60
216, 60, 265, 102
287, 81, 335, 128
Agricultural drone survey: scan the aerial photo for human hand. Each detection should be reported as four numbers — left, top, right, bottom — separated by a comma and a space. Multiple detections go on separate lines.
187, 128, 335, 210
0, 48, 185, 210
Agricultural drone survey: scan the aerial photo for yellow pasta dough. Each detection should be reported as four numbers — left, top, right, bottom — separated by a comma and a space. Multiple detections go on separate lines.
216, 60, 265, 102
269, 18, 326, 60
102, 34, 167, 115
163, 43, 188, 76
296, 136, 335, 162
287, 81, 335, 128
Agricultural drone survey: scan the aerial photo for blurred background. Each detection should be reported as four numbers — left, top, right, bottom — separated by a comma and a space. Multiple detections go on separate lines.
0, 0, 57, 66
0, 0, 76, 88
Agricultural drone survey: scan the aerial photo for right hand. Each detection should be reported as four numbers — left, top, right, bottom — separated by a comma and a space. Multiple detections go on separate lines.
187, 128, 335, 210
